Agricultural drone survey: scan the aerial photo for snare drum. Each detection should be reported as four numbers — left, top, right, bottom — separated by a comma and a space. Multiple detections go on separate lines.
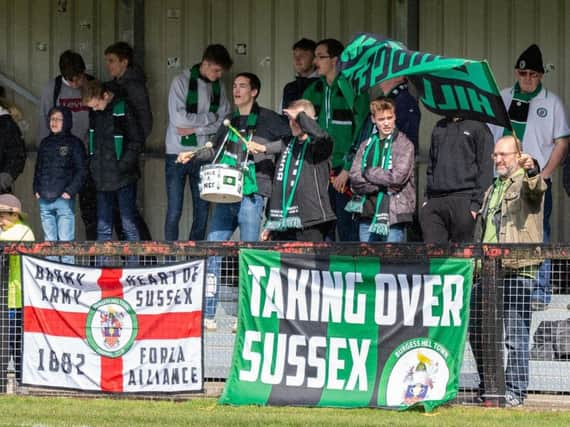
199, 164, 243, 203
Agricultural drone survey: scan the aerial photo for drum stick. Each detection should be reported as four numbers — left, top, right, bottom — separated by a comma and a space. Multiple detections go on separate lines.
223, 119, 250, 147
175, 141, 213, 163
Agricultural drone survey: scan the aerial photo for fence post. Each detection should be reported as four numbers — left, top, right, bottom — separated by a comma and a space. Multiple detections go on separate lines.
480, 251, 506, 406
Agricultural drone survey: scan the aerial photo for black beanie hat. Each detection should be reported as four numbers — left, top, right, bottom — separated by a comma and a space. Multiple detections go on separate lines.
515, 44, 544, 73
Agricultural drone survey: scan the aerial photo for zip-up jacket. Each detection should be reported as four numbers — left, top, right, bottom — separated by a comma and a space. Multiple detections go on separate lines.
198, 106, 290, 198
88, 95, 142, 192
350, 129, 416, 225
0, 107, 26, 187
267, 112, 336, 228
34, 106, 87, 200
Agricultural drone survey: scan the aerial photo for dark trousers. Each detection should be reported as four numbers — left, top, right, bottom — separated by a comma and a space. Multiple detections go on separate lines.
419, 195, 476, 243
81, 172, 152, 241
470, 276, 533, 400
79, 173, 98, 241
272, 221, 333, 242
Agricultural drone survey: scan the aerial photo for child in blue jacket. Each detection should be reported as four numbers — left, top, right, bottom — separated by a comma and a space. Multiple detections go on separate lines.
33, 106, 86, 263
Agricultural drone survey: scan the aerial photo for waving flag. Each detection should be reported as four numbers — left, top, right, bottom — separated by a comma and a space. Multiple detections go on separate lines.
339, 33, 511, 129
21, 257, 204, 393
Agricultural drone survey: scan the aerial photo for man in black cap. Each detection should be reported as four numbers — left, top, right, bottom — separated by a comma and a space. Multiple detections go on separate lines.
490, 44, 569, 310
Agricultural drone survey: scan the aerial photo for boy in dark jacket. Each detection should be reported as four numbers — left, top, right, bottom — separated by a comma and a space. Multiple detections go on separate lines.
82, 80, 143, 243
0, 97, 26, 194
34, 106, 86, 262
104, 41, 153, 241
264, 99, 336, 241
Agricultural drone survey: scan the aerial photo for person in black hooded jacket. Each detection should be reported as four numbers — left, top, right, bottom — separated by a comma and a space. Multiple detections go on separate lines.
34, 106, 86, 261
0, 96, 26, 194
104, 41, 153, 241
82, 79, 143, 243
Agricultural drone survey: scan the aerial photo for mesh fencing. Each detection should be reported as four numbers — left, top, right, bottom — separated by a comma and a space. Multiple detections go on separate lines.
0, 242, 569, 407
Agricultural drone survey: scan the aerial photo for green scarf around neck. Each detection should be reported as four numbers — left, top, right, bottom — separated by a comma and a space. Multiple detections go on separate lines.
345, 129, 394, 236
181, 64, 221, 147
219, 103, 260, 195
265, 136, 311, 231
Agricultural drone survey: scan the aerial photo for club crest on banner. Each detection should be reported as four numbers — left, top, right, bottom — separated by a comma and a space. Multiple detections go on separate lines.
86, 297, 138, 358
383, 339, 450, 407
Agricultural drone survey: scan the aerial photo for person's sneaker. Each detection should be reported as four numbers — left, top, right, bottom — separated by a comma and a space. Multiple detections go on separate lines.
204, 318, 217, 331
505, 392, 523, 408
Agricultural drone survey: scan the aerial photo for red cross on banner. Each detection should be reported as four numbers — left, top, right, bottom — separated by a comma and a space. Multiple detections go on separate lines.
21, 257, 204, 393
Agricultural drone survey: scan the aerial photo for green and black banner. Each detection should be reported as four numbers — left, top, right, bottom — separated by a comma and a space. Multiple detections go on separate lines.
339, 33, 512, 129
220, 249, 473, 411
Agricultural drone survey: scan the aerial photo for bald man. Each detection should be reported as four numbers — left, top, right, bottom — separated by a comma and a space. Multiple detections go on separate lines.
471, 135, 547, 407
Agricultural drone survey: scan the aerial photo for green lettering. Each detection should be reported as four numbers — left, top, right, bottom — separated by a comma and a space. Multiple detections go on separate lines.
467, 88, 494, 117
421, 79, 436, 109
454, 86, 470, 110
437, 85, 457, 110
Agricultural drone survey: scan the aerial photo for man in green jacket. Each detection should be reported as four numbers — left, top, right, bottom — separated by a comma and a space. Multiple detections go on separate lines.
303, 38, 369, 241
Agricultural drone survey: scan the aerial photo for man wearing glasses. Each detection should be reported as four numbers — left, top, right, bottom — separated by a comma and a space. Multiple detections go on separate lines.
471, 135, 547, 407
490, 44, 569, 310
303, 38, 369, 241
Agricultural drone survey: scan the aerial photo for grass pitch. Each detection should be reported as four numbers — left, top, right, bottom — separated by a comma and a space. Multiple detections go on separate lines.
1, 396, 570, 427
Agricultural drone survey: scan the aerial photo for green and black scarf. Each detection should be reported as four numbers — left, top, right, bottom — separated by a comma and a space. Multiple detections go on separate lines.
503, 82, 542, 141
345, 128, 394, 236
219, 103, 259, 195
88, 99, 125, 160
181, 64, 221, 147
265, 136, 311, 231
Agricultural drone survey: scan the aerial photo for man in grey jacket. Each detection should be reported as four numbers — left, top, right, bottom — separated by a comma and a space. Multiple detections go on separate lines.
164, 44, 232, 241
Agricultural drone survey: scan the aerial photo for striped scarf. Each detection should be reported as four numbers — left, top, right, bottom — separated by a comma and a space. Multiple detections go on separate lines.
345, 129, 394, 236
181, 64, 221, 146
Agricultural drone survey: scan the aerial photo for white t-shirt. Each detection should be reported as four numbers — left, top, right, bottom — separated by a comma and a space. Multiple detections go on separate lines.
489, 86, 570, 169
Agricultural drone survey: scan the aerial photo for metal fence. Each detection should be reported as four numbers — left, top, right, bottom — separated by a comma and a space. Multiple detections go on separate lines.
1, 241, 569, 407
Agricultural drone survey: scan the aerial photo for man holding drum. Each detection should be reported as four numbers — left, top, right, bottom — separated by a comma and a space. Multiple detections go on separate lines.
179, 72, 289, 330
164, 44, 233, 242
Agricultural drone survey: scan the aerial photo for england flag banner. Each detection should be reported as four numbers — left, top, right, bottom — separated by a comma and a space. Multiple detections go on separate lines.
21, 256, 204, 393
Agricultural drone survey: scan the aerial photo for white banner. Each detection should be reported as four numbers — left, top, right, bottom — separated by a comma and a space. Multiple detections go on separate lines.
21, 257, 204, 393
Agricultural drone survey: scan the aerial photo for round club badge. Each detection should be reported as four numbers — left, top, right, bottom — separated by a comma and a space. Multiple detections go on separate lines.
381, 338, 451, 407
86, 297, 138, 358
536, 107, 548, 118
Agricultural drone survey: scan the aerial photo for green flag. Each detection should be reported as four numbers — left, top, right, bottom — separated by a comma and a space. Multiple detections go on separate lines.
339, 33, 512, 129
220, 249, 474, 411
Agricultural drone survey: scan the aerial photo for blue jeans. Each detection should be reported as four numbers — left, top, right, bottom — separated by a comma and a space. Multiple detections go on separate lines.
535, 180, 552, 304
204, 194, 265, 318
39, 197, 75, 264
359, 221, 406, 242
164, 154, 209, 241
504, 276, 533, 399
329, 185, 359, 242
97, 183, 140, 242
